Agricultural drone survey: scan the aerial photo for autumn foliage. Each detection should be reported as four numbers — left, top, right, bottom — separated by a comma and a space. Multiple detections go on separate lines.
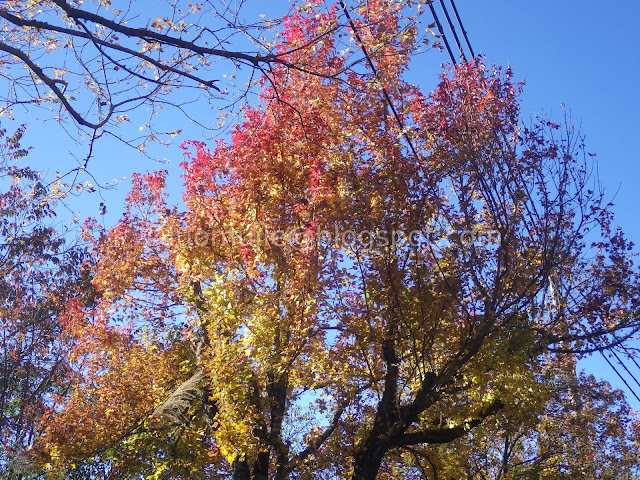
0, 127, 97, 477
26, 1, 640, 479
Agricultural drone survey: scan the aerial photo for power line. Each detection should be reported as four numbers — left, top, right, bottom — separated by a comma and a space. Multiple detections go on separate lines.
426, 1, 457, 65
601, 351, 640, 403
623, 346, 640, 373
338, 0, 422, 164
435, 0, 640, 408
612, 349, 640, 390
339, 0, 640, 411
448, 0, 475, 58
438, 0, 466, 62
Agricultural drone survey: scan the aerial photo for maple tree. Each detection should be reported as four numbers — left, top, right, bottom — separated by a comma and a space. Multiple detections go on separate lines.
32, 1, 640, 479
0, 126, 96, 478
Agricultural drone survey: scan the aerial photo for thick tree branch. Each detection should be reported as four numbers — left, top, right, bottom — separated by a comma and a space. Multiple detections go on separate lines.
396, 398, 504, 446
0, 9, 221, 90
50, 0, 275, 65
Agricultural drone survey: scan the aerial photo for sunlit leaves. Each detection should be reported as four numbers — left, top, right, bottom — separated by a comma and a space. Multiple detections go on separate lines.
31, 2, 640, 479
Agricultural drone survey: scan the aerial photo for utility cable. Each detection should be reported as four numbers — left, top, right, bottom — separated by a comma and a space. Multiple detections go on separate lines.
426, 1, 457, 65
339, 0, 640, 411
338, 0, 421, 163
611, 349, 640, 390
449, 0, 475, 58
438, 0, 466, 62
623, 346, 640, 373
601, 351, 640, 403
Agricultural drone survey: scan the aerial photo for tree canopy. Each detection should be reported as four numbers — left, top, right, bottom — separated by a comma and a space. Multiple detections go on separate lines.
1, 1, 639, 479
21, 1, 640, 479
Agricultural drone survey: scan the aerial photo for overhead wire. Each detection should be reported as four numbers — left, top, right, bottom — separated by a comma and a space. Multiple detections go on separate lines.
426, 1, 457, 65
612, 349, 640, 390
338, 0, 422, 163
429, 0, 640, 406
600, 351, 640, 403
448, 0, 475, 58
623, 346, 640, 373
438, 0, 466, 62
337, 0, 480, 317
425, 0, 640, 406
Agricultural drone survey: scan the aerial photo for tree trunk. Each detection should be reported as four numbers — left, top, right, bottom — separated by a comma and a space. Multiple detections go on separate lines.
252, 451, 270, 480
232, 459, 250, 480
351, 437, 389, 480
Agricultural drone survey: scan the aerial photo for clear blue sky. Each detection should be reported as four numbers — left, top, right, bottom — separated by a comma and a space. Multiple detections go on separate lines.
13, 0, 640, 402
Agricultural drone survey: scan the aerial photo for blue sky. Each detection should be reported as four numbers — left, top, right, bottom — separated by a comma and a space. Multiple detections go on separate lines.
11, 0, 640, 402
